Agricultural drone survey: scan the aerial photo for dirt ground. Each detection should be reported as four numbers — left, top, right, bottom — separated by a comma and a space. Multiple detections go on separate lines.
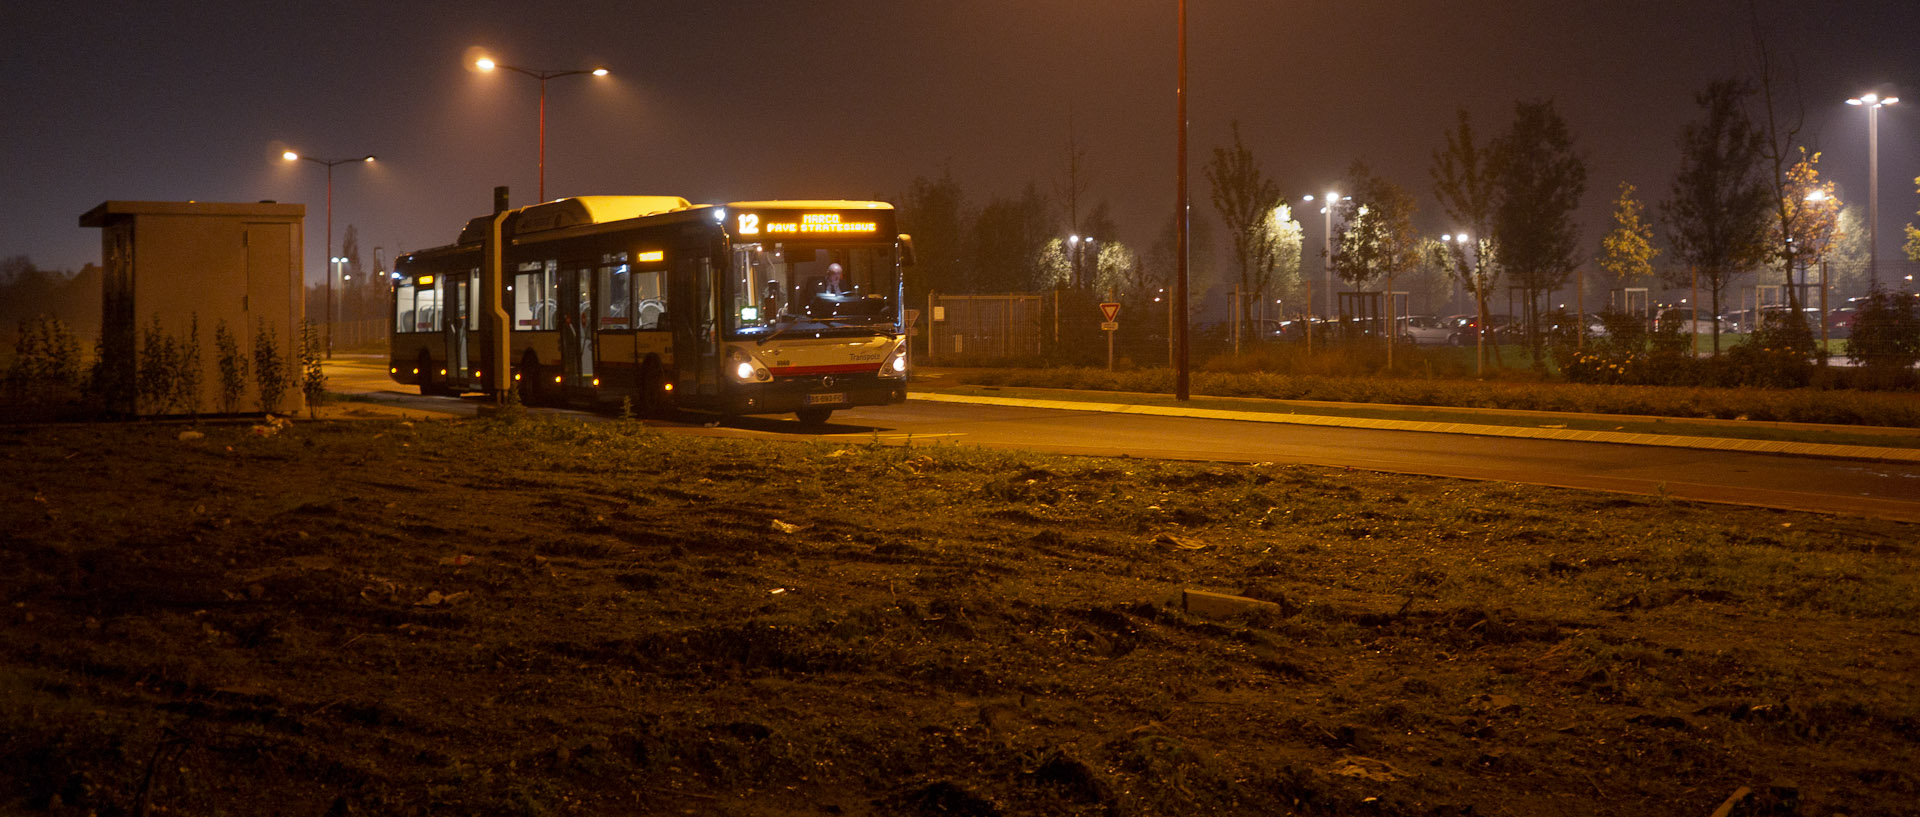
3, 414, 1917, 816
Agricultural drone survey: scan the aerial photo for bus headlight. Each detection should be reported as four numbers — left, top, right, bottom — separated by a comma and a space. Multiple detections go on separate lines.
725, 348, 772, 383
879, 344, 908, 378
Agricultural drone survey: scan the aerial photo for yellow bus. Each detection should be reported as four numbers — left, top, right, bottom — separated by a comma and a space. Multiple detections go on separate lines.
390, 195, 912, 424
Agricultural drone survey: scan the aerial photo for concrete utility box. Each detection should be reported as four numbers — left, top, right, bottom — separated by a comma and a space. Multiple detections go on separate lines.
79, 200, 306, 415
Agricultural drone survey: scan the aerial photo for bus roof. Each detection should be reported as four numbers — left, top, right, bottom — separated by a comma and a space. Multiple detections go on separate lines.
725, 200, 894, 211
515, 195, 695, 234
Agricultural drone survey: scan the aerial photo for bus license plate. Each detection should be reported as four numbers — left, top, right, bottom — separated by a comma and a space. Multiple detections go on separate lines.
804, 392, 846, 406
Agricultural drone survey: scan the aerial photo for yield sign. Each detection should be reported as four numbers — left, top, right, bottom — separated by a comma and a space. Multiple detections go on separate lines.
1099, 302, 1121, 322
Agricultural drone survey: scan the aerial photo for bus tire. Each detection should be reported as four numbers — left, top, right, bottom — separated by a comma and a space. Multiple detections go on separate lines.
519, 350, 545, 405
795, 407, 834, 426
636, 357, 666, 417
417, 351, 443, 396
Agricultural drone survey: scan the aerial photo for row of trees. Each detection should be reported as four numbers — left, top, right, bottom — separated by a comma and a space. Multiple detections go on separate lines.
892, 56, 1913, 371
1199, 74, 1891, 370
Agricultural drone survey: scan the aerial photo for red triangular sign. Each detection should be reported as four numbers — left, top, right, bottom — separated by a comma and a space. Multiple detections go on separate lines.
1099, 302, 1121, 322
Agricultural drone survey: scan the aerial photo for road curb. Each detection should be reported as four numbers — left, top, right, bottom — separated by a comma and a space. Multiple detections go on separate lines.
909, 392, 1920, 464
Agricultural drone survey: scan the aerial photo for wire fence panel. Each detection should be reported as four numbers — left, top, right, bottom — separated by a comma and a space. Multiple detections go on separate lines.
921, 293, 1046, 363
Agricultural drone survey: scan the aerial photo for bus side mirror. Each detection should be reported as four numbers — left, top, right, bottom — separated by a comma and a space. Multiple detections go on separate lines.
897, 234, 916, 267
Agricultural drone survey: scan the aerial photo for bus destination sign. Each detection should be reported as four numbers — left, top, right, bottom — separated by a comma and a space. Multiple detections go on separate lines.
736, 211, 880, 238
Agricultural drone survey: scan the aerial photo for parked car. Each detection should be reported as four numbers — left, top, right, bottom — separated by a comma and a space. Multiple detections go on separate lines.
1404, 315, 1453, 345
1827, 308, 1856, 339
1260, 317, 1326, 342
1658, 308, 1728, 335
1445, 313, 1513, 345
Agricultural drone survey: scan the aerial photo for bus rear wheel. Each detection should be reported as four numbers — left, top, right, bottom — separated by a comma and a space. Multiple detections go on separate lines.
795, 407, 834, 426
636, 358, 666, 417
417, 352, 443, 396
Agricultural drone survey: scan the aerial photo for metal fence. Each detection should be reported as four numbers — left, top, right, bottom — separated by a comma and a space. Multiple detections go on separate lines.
919, 293, 1047, 362
327, 319, 388, 352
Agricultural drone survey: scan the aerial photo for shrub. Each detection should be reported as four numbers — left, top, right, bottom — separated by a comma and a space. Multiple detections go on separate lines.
1846, 286, 1920, 389
136, 314, 183, 414
5, 315, 85, 405
1723, 311, 1817, 389
215, 319, 249, 414
253, 323, 290, 414
176, 315, 203, 416
299, 319, 326, 419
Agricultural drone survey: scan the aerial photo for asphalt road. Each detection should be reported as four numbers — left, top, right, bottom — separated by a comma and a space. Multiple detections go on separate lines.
323, 358, 1920, 523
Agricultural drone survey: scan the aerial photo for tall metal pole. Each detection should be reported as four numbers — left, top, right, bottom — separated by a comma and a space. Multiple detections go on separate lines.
324, 163, 333, 358
1848, 93, 1899, 287
475, 58, 607, 204
1323, 203, 1334, 319
538, 76, 549, 202
284, 151, 373, 357
1868, 102, 1880, 287
1174, 0, 1189, 401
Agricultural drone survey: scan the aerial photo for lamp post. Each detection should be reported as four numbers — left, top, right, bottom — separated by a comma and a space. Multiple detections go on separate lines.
475, 56, 609, 203
1846, 92, 1898, 286
283, 151, 375, 359
1174, 0, 1189, 401
1302, 192, 1348, 319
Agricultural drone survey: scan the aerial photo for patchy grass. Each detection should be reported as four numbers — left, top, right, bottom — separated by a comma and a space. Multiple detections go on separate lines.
2, 417, 1917, 815
940, 365, 1920, 429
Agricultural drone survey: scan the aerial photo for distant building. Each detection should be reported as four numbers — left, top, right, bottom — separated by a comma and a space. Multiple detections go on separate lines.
80, 200, 306, 415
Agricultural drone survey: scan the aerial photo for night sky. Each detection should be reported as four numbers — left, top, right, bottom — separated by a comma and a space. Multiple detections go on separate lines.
3, 1, 1915, 288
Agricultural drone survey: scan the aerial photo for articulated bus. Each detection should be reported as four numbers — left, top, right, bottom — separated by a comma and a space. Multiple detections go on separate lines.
389, 196, 912, 423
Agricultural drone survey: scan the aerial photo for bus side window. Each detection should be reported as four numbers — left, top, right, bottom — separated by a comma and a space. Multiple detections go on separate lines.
514, 266, 556, 330
395, 280, 415, 332
598, 263, 631, 331
634, 269, 666, 330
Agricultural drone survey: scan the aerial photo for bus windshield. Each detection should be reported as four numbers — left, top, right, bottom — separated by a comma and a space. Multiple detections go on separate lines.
726, 243, 898, 338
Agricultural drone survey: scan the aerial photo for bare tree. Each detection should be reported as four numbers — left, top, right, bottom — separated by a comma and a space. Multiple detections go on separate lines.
1493, 100, 1587, 361
1662, 79, 1774, 355
1746, 3, 1811, 310
1204, 121, 1285, 345
1055, 125, 1094, 290
1430, 110, 1505, 370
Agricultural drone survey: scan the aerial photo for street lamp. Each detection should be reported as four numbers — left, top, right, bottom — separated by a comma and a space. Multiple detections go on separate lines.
1302, 192, 1348, 319
475, 55, 610, 203
1846, 92, 1899, 286
283, 151, 375, 358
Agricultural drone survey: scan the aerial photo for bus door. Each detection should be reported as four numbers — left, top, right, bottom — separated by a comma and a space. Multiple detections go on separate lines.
559, 268, 594, 389
444, 271, 473, 384
671, 250, 720, 399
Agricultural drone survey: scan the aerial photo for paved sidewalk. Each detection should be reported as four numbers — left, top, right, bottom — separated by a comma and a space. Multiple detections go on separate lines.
910, 389, 1920, 465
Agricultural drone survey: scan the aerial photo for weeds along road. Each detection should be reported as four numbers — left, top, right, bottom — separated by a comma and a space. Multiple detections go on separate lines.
323, 357, 1920, 522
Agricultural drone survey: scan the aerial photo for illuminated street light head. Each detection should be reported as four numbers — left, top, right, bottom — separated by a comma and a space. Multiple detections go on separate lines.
282, 151, 299, 161
592, 68, 609, 76
476, 57, 497, 71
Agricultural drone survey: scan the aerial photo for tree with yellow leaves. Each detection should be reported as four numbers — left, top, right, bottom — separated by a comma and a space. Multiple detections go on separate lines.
1599, 181, 1659, 290
1905, 176, 1920, 262
1773, 149, 1843, 308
